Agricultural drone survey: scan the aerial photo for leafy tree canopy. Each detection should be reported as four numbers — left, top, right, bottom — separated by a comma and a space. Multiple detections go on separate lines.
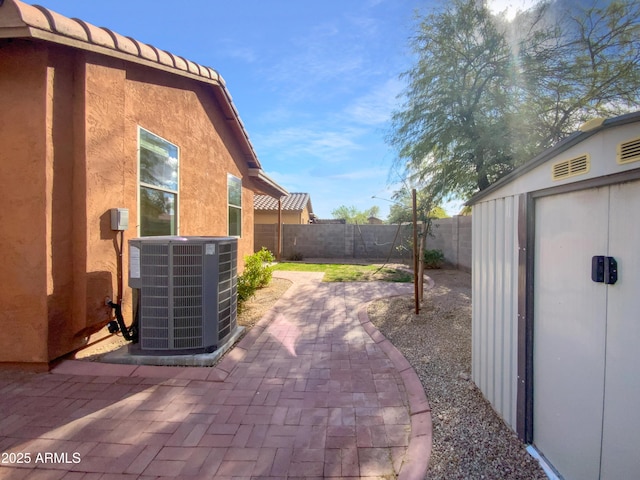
387, 187, 449, 225
331, 205, 381, 224
388, 0, 640, 201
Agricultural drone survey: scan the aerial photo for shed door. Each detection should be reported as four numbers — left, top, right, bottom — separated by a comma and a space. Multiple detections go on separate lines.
533, 180, 640, 480
599, 181, 640, 479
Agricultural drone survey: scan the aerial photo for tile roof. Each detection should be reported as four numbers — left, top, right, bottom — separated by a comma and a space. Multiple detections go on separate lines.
0, 0, 288, 198
254, 193, 313, 212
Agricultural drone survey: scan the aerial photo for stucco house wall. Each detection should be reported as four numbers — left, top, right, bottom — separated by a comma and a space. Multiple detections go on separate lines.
254, 210, 311, 225
0, 1, 286, 368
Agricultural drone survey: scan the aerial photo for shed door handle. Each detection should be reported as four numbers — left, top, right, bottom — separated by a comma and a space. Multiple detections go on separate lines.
592, 256, 617, 285
604, 256, 618, 285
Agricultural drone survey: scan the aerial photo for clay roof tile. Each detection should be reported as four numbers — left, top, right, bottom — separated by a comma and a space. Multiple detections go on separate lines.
254, 193, 312, 212
0, 0, 49, 30
32, 6, 88, 41
134, 40, 158, 62
168, 52, 188, 71
185, 58, 200, 75
72, 20, 110, 48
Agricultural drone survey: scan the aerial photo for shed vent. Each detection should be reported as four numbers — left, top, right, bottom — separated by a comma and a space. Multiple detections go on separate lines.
617, 137, 640, 165
552, 154, 590, 181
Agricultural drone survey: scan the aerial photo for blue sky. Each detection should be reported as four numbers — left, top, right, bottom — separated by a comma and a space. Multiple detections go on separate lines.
32, 0, 528, 219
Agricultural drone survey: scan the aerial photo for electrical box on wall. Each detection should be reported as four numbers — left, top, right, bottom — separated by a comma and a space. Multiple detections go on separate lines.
110, 208, 129, 231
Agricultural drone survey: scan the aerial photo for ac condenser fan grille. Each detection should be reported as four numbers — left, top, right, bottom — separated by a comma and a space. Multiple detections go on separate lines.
132, 237, 238, 353
171, 244, 204, 349
139, 243, 169, 350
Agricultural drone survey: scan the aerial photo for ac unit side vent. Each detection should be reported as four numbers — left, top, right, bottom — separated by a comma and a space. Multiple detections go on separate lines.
171, 244, 204, 350
139, 243, 170, 351
552, 154, 590, 181
217, 240, 238, 344
617, 137, 640, 165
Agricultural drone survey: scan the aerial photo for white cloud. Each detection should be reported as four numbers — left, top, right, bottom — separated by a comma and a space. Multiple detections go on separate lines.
486, 0, 541, 20
254, 125, 366, 163
226, 46, 257, 63
328, 167, 389, 181
343, 78, 403, 126
261, 9, 388, 102
265, 45, 365, 102
214, 38, 258, 63
264, 170, 312, 194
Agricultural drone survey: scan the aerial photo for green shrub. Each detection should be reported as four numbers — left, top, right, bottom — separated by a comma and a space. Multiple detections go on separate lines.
423, 249, 445, 268
238, 248, 275, 304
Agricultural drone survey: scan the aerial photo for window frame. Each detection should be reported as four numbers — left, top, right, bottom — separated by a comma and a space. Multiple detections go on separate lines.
137, 126, 180, 237
227, 173, 242, 237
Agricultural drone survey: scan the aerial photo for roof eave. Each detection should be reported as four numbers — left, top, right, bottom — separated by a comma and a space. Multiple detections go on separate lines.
248, 169, 289, 199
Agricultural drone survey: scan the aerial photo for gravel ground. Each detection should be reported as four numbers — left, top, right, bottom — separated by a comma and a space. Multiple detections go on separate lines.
367, 269, 547, 480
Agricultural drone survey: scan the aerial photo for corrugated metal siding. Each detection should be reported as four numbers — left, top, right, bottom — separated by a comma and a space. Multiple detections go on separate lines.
472, 195, 520, 429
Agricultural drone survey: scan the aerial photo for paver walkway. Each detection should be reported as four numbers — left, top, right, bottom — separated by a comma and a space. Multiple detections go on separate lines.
0, 271, 431, 479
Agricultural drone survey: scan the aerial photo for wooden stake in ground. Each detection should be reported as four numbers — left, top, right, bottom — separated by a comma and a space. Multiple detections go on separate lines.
418, 220, 427, 303
412, 188, 419, 314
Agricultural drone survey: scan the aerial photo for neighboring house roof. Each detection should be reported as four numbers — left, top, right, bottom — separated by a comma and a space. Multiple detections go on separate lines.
467, 111, 640, 205
254, 193, 313, 213
0, 0, 288, 199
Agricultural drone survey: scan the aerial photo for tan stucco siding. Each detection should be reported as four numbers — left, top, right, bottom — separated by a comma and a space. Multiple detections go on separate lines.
47, 46, 84, 360
0, 40, 260, 365
80, 54, 128, 357
301, 208, 310, 224
255, 209, 311, 225
123, 62, 255, 259
0, 41, 49, 364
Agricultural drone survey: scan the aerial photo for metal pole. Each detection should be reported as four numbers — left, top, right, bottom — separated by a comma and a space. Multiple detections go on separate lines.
277, 197, 283, 260
418, 220, 427, 302
412, 188, 419, 314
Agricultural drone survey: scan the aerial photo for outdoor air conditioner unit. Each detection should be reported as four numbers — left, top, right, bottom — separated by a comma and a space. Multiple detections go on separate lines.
128, 236, 238, 354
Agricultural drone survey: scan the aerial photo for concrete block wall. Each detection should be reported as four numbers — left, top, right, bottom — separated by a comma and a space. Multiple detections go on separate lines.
429, 216, 472, 272
283, 224, 355, 258
254, 223, 278, 256
255, 215, 472, 270
457, 216, 472, 272
351, 224, 413, 260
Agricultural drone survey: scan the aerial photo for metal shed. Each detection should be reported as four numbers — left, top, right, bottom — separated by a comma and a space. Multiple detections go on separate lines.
468, 112, 640, 480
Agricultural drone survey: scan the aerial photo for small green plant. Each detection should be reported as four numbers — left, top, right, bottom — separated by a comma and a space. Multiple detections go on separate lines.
423, 249, 445, 269
238, 248, 275, 304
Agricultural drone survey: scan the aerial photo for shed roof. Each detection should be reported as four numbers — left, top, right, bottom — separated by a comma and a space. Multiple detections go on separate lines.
254, 193, 313, 213
0, 0, 288, 198
467, 111, 640, 205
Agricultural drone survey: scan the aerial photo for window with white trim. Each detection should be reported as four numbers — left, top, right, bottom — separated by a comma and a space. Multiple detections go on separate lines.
138, 127, 179, 236
228, 174, 242, 237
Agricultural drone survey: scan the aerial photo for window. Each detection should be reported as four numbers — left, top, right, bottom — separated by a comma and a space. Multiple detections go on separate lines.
138, 128, 179, 236
228, 174, 242, 237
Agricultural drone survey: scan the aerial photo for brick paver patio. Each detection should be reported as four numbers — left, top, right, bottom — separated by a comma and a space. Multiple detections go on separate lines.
0, 271, 431, 479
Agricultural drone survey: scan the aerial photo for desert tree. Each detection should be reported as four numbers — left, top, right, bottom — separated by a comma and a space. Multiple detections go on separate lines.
389, 0, 640, 200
